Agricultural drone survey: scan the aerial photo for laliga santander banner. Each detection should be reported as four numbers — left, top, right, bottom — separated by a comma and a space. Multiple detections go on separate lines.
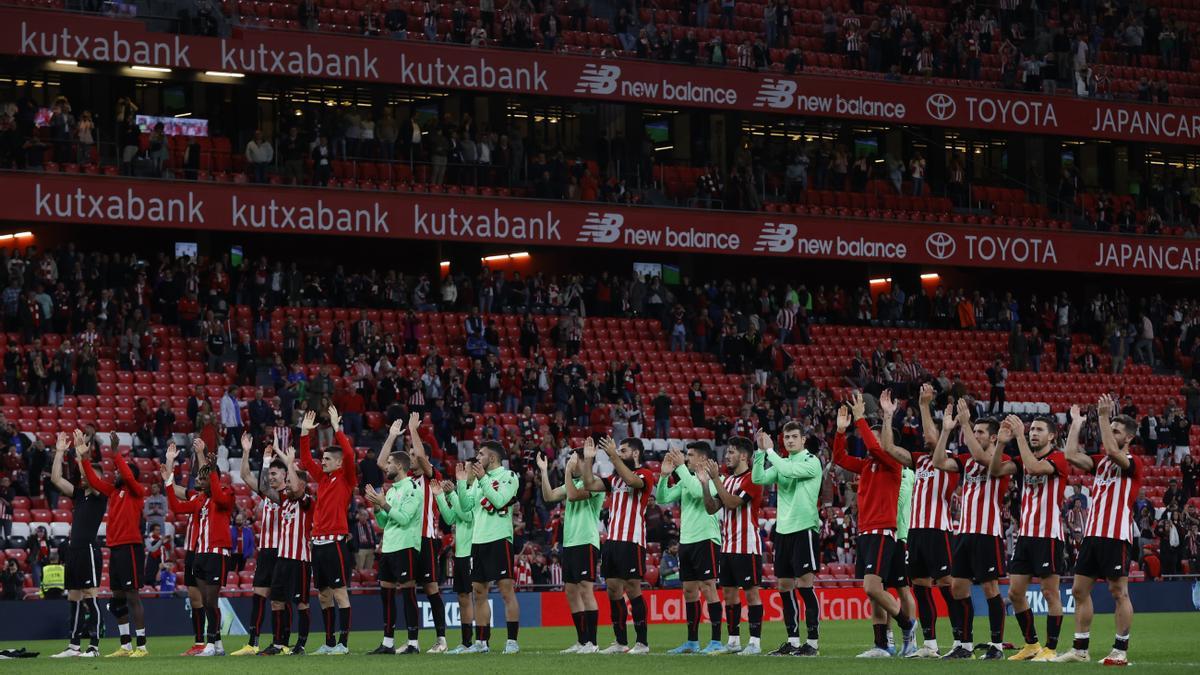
5, 7, 1200, 145
5, 170, 1200, 277
540, 587, 948, 626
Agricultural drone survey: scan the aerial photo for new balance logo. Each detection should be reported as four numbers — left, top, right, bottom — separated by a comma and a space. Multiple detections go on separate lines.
752, 78, 797, 109
988, 567, 996, 572
574, 64, 621, 95
577, 212, 623, 244
753, 222, 797, 252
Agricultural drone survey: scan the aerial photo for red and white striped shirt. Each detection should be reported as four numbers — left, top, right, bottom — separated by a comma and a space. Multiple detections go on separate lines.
258, 499, 282, 550
1084, 453, 1141, 544
167, 485, 234, 556
953, 455, 1010, 537
606, 467, 657, 547
411, 470, 442, 539
183, 512, 197, 550
909, 452, 958, 531
277, 495, 314, 561
720, 471, 763, 555
1016, 451, 1068, 540
846, 30, 862, 52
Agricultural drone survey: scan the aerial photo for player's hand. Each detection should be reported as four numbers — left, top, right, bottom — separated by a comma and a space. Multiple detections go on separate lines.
1070, 404, 1085, 425
566, 453, 578, 473
850, 392, 865, 420
706, 459, 720, 480
998, 419, 1014, 444
1007, 415, 1025, 437
55, 431, 70, 453
470, 461, 485, 479
955, 398, 971, 425
455, 462, 468, 481
836, 405, 850, 432
880, 389, 896, 416
408, 411, 421, 432
388, 419, 404, 438
693, 464, 707, 482
109, 431, 121, 454
599, 436, 618, 458
327, 404, 341, 429
300, 411, 318, 432
919, 382, 934, 406
582, 437, 597, 461
757, 430, 773, 451
430, 480, 443, 496
942, 404, 958, 430
72, 428, 88, 452
440, 480, 455, 493
165, 442, 178, 465
263, 442, 276, 464
240, 431, 254, 455
192, 436, 206, 455
535, 452, 548, 472
364, 484, 384, 507
1097, 394, 1114, 418
279, 446, 296, 465
660, 452, 674, 473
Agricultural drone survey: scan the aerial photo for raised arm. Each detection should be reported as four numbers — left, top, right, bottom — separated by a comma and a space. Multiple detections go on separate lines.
1097, 394, 1131, 470
751, 432, 779, 485
930, 407, 960, 472
435, 485, 459, 526
208, 470, 234, 510
239, 432, 261, 494
577, 439, 606, 494
73, 430, 114, 496
1064, 404, 1094, 472
377, 419, 405, 471
297, 411, 322, 477
852, 393, 899, 469
113, 451, 145, 498
600, 436, 644, 489
880, 389, 914, 467
406, 411, 434, 479
955, 398, 993, 465
329, 405, 359, 486
918, 383, 939, 449
832, 406, 867, 474
988, 417, 1019, 477
655, 450, 683, 504
538, 452, 566, 503
49, 432, 76, 497
696, 465, 721, 515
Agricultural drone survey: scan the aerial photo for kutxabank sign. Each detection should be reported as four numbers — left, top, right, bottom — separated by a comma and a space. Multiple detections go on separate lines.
7, 171, 1200, 277
5, 7, 1200, 145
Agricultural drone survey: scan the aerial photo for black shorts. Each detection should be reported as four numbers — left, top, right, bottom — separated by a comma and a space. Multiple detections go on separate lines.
65, 544, 102, 590
773, 529, 821, 579
453, 556, 473, 594
252, 548, 278, 588
951, 533, 1005, 583
312, 539, 352, 589
417, 537, 441, 585
378, 549, 418, 585
1009, 536, 1067, 578
192, 552, 229, 586
907, 528, 954, 580
108, 544, 146, 591
678, 541, 719, 582
886, 541, 909, 588
563, 544, 598, 584
718, 552, 763, 589
471, 539, 514, 584
1074, 537, 1132, 581
855, 533, 898, 580
183, 550, 197, 587
270, 558, 312, 604
600, 540, 645, 580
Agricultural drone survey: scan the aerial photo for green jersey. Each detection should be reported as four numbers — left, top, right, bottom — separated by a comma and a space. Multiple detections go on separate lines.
751, 448, 822, 534
457, 465, 519, 545
563, 478, 605, 548
655, 465, 720, 545
375, 477, 422, 553
435, 489, 476, 558
896, 467, 915, 542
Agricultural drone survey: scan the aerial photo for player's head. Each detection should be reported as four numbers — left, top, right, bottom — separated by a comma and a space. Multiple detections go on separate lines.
115, 461, 140, 489
1111, 414, 1138, 449
478, 440, 505, 470
618, 438, 644, 469
725, 436, 753, 471
782, 421, 805, 453
1029, 415, 1058, 451
685, 441, 714, 469
266, 460, 287, 491
974, 416, 1000, 448
320, 446, 343, 474
195, 465, 213, 493
385, 451, 411, 480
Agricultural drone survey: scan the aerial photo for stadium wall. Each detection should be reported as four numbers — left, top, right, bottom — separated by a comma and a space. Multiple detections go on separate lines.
2, 583, 1196, 641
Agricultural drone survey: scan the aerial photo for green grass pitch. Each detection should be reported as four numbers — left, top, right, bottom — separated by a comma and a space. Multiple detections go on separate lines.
3, 613, 1199, 672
